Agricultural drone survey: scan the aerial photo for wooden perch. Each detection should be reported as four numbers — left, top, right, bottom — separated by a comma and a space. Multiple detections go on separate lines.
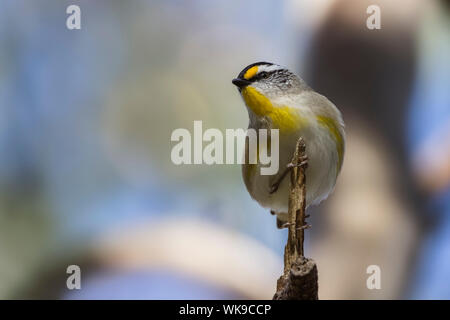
273, 138, 318, 300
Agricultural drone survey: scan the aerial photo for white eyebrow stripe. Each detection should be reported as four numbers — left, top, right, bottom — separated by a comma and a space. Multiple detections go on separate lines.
257, 64, 284, 73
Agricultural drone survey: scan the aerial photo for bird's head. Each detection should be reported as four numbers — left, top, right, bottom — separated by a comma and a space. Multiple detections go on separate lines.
232, 62, 305, 100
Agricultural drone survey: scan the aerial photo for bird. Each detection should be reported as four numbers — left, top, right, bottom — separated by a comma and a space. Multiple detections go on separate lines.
232, 62, 345, 228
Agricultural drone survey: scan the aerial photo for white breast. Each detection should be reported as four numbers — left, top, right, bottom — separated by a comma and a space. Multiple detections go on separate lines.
243, 117, 340, 220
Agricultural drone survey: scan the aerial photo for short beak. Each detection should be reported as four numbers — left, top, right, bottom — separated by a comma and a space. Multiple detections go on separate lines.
232, 78, 251, 89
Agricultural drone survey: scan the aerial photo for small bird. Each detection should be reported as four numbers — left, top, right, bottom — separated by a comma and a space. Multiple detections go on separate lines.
232, 62, 345, 228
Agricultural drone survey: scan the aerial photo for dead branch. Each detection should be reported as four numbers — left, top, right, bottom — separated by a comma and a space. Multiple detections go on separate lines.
273, 138, 318, 300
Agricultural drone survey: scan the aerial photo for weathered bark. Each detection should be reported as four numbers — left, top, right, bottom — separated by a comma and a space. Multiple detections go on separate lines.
273, 138, 319, 300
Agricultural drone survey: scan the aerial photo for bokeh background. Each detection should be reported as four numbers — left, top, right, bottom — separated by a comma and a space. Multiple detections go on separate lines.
0, 0, 449, 299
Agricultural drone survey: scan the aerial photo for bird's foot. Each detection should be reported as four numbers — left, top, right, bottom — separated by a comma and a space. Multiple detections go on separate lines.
277, 219, 290, 229
287, 154, 308, 170
269, 155, 308, 194
269, 183, 280, 194
297, 224, 312, 230
276, 214, 311, 229
277, 222, 312, 230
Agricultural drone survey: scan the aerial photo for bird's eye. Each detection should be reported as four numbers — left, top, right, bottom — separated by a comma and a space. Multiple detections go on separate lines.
259, 71, 269, 78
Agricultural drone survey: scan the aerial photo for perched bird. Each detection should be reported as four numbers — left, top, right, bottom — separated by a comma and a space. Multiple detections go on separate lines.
232, 62, 345, 228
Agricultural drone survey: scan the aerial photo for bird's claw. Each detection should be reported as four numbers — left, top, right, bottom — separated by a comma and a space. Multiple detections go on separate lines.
280, 222, 292, 229
269, 184, 279, 194
269, 156, 308, 194
279, 223, 311, 230
287, 155, 308, 169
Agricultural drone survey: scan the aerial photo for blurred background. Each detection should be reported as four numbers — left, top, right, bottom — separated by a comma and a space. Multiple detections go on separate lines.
0, 0, 449, 299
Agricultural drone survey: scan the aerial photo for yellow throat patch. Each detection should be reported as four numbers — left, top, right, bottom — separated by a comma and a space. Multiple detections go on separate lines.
240, 86, 344, 173
241, 86, 305, 134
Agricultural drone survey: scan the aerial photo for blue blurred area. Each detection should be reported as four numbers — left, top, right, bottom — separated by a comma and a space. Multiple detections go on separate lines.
65, 270, 240, 299
406, 3, 450, 297
0, 0, 289, 299
0, 1, 129, 239
410, 190, 450, 299
0, 0, 288, 242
